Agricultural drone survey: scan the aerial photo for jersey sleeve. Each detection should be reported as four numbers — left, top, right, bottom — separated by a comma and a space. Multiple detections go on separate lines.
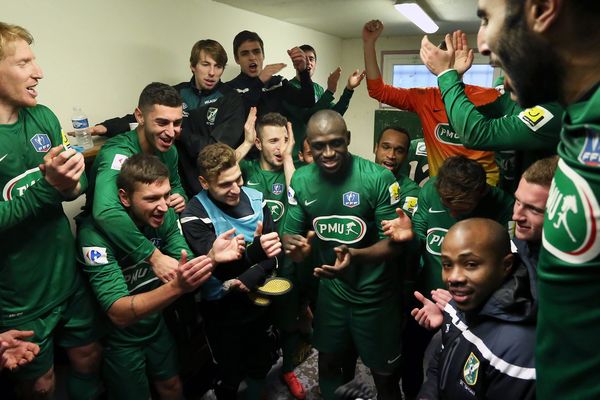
99, 114, 136, 138
164, 149, 187, 200
372, 168, 402, 240
438, 70, 561, 151
331, 88, 354, 116
281, 70, 315, 108
91, 149, 157, 264
366, 76, 418, 111
399, 179, 421, 218
282, 174, 308, 235
158, 209, 194, 259
411, 180, 434, 242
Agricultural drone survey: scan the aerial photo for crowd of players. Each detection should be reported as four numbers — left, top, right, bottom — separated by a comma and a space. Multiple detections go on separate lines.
1, 0, 599, 399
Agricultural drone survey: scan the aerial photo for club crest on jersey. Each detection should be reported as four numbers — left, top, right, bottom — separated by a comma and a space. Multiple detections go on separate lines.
342, 191, 360, 208
389, 182, 400, 205
111, 154, 129, 170
272, 183, 283, 195
543, 159, 600, 264
518, 105, 554, 132
313, 215, 367, 244
426, 228, 448, 256
82, 247, 108, 265
265, 199, 285, 222
206, 107, 218, 125
463, 352, 480, 386
435, 123, 461, 146
30, 133, 51, 153
578, 129, 600, 167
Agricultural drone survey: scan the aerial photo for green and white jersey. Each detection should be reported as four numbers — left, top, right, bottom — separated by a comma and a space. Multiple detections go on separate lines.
396, 174, 420, 218
412, 177, 515, 292
283, 79, 353, 159
284, 155, 400, 304
0, 105, 87, 325
239, 159, 287, 231
86, 130, 186, 264
537, 85, 600, 399
77, 211, 191, 346
399, 138, 430, 187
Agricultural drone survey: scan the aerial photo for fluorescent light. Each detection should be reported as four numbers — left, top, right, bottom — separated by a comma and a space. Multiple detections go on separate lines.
394, 2, 439, 33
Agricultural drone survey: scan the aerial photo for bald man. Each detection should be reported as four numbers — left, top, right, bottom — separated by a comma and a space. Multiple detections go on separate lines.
284, 110, 412, 400
416, 218, 536, 399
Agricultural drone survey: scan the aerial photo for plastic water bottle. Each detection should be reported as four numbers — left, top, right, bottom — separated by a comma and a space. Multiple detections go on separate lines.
71, 106, 93, 150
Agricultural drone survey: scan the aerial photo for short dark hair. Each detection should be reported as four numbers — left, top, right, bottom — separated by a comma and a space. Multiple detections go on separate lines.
300, 44, 316, 60
256, 112, 287, 138
436, 156, 487, 202
190, 39, 227, 68
117, 154, 169, 194
197, 143, 237, 182
138, 82, 182, 112
522, 156, 558, 188
377, 126, 411, 145
233, 30, 264, 59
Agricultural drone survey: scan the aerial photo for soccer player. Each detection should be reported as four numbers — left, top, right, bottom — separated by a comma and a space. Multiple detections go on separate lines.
363, 19, 501, 185
284, 110, 413, 400
415, 218, 536, 399
373, 126, 420, 217
87, 82, 187, 284
78, 154, 238, 399
475, 1, 600, 396
89, 39, 245, 197
419, 29, 562, 193
0, 22, 102, 398
283, 44, 364, 159
297, 137, 314, 165
181, 143, 282, 400
227, 30, 314, 117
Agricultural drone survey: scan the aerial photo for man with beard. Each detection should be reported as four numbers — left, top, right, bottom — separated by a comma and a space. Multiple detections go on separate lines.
419, 29, 562, 194
475, 1, 600, 397
283, 110, 412, 400
414, 218, 536, 400
86, 82, 187, 284
227, 30, 314, 118
89, 39, 245, 197
283, 44, 364, 160
363, 19, 501, 186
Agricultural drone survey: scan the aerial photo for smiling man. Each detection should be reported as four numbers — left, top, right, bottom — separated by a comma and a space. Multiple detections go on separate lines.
417, 218, 536, 400
86, 82, 187, 284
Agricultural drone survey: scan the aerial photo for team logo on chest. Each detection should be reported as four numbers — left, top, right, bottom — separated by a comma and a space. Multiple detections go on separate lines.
265, 199, 285, 222
313, 215, 367, 244
463, 352, 480, 386
578, 129, 600, 167
434, 123, 462, 146
426, 228, 448, 256
207, 107, 218, 124
30, 133, 51, 153
272, 183, 283, 195
342, 191, 360, 208
543, 159, 600, 264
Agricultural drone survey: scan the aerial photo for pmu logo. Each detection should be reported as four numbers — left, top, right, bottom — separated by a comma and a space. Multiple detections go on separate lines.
426, 228, 448, 256
434, 123, 461, 146
313, 215, 367, 244
265, 199, 284, 222
543, 159, 600, 264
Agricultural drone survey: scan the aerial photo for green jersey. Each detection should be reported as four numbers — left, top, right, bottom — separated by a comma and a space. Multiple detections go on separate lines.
0, 105, 87, 325
283, 79, 353, 158
284, 155, 400, 304
86, 130, 186, 264
537, 85, 600, 399
396, 174, 420, 217
239, 159, 287, 231
77, 211, 192, 346
399, 138, 430, 187
438, 70, 562, 192
412, 177, 514, 292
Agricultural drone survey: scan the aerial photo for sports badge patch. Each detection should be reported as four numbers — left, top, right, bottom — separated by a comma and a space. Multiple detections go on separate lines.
30, 133, 51, 153
463, 352, 480, 386
518, 106, 554, 132
82, 246, 108, 265
343, 191, 360, 208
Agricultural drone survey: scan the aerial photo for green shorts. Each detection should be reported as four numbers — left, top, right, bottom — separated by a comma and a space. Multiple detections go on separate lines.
312, 283, 403, 373
2, 282, 104, 380
103, 318, 179, 400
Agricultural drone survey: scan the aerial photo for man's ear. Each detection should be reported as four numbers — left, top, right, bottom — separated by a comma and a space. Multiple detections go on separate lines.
118, 188, 131, 208
255, 137, 263, 151
373, 142, 379, 154
347, 130, 351, 146
528, 0, 562, 33
134, 107, 144, 126
199, 175, 210, 191
502, 253, 514, 277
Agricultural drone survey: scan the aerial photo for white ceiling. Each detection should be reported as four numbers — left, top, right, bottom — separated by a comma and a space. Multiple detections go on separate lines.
213, 0, 481, 39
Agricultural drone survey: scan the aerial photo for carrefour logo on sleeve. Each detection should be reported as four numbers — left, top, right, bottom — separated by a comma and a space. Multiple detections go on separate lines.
542, 159, 600, 264
313, 215, 367, 244
426, 228, 448, 256
82, 246, 108, 265
434, 123, 462, 146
